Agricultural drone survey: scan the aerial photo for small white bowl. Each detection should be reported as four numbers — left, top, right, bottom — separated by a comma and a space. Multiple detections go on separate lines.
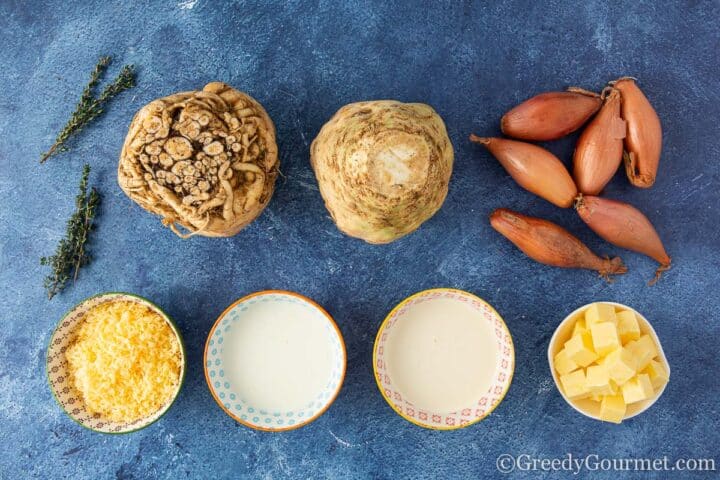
204, 290, 346, 431
373, 288, 514, 430
548, 302, 670, 422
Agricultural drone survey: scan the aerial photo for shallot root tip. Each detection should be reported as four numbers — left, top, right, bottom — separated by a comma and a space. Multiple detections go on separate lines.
598, 256, 628, 282
566, 86, 601, 98
648, 261, 671, 286
469, 134, 490, 145
608, 256, 628, 274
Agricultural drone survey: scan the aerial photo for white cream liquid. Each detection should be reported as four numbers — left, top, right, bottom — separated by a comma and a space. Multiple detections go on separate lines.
385, 298, 499, 413
222, 301, 334, 412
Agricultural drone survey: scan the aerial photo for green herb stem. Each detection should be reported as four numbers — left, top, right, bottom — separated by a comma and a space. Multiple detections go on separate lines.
40, 56, 135, 163
41, 164, 101, 299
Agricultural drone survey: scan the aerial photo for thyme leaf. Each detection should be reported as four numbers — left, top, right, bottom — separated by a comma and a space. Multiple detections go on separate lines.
40, 164, 101, 299
40, 56, 135, 163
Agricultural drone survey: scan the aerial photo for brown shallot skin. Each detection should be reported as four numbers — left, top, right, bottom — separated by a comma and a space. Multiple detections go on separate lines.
490, 208, 627, 279
573, 88, 626, 195
575, 195, 671, 284
470, 135, 578, 208
613, 77, 663, 188
500, 88, 602, 141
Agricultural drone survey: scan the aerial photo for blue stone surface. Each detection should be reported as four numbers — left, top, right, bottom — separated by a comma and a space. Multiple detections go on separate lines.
1, 0, 718, 478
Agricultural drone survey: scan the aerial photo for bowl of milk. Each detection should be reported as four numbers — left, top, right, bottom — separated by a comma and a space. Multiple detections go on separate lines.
204, 290, 346, 431
373, 288, 514, 430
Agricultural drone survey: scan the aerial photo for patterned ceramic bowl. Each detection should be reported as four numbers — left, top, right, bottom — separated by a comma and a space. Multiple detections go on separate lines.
373, 288, 515, 430
548, 302, 670, 422
204, 290, 346, 431
46, 292, 186, 434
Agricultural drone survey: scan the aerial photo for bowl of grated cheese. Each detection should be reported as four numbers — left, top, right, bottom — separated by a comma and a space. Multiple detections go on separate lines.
47, 292, 186, 433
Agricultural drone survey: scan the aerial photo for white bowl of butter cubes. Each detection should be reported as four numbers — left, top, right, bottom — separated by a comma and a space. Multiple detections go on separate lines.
548, 302, 670, 424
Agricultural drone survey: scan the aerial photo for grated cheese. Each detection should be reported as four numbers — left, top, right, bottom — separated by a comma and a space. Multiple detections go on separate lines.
66, 300, 182, 423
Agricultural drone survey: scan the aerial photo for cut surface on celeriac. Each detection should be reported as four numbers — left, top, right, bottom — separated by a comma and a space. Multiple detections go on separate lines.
310, 100, 454, 244
118, 82, 278, 238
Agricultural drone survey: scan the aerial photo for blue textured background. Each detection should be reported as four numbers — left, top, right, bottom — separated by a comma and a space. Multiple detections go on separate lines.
1, 1, 718, 478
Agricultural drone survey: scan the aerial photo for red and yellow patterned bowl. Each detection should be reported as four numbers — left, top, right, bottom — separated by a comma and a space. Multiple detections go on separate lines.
373, 288, 514, 430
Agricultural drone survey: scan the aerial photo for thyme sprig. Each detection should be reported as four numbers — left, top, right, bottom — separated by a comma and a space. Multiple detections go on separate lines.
41, 164, 101, 299
40, 56, 135, 163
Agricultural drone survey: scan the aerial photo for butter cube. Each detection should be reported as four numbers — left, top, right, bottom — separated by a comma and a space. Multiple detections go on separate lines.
585, 303, 617, 327
590, 322, 621, 356
621, 373, 654, 404
559, 369, 590, 400
599, 394, 626, 424
585, 364, 617, 396
554, 348, 579, 375
602, 347, 637, 385
626, 335, 658, 370
572, 318, 587, 337
564, 331, 599, 367
642, 359, 669, 390
617, 310, 641, 344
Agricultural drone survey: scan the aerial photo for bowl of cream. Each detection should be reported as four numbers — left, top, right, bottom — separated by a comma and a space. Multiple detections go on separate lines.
204, 290, 346, 431
373, 288, 514, 430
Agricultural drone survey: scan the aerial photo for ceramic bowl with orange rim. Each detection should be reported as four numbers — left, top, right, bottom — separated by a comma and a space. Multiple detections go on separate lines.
373, 288, 514, 430
204, 290, 346, 431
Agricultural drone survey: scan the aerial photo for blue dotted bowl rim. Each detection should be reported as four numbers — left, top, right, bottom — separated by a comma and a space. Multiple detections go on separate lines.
203, 290, 346, 431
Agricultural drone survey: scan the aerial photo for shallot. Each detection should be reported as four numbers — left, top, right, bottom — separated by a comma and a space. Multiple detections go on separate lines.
611, 77, 663, 188
575, 195, 671, 284
490, 208, 627, 279
470, 135, 577, 208
573, 88, 626, 195
500, 88, 601, 141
